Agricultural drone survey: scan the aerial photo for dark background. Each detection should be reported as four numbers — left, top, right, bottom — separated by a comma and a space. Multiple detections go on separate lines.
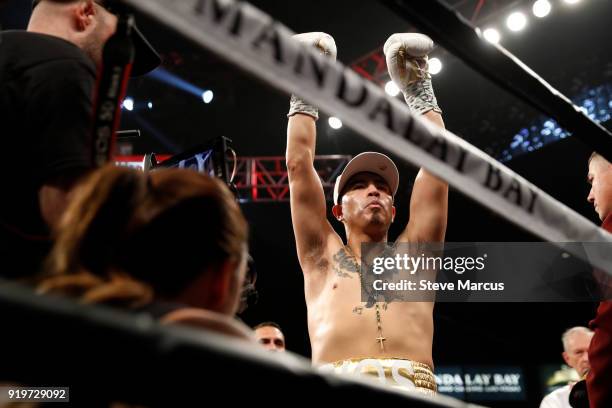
2, 0, 611, 406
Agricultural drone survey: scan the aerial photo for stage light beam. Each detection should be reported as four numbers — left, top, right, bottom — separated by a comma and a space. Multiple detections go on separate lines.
507, 12, 528, 32
328, 117, 343, 130
483, 28, 501, 44
385, 81, 400, 97
122, 98, 134, 111
428, 58, 442, 75
202, 90, 214, 104
148, 68, 212, 102
533, 0, 552, 18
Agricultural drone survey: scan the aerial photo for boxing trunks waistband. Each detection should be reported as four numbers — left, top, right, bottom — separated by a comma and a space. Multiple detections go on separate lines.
318, 357, 436, 396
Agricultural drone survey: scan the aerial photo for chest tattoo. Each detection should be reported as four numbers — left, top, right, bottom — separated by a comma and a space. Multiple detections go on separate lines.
332, 248, 359, 278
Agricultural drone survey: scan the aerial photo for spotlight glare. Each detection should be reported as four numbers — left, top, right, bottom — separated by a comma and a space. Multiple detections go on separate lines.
483, 28, 501, 44
506, 11, 527, 32
328, 117, 343, 130
563, 0, 581, 4
428, 58, 442, 75
147, 102, 153, 109
385, 81, 400, 97
533, 0, 552, 17
202, 90, 214, 104
122, 98, 134, 111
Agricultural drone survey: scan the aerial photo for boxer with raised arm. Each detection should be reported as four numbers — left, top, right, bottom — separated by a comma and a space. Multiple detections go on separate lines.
286, 32, 448, 395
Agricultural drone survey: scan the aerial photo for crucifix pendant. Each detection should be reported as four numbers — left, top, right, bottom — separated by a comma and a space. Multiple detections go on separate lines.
376, 335, 386, 351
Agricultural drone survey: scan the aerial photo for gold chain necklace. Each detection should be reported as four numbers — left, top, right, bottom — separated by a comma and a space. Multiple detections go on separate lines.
345, 245, 387, 352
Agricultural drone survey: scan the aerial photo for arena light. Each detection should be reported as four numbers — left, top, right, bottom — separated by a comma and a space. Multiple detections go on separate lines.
147, 102, 153, 109
328, 117, 343, 130
506, 12, 527, 32
483, 28, 501, 44
385, 81, 400, 97
202, 90, 214, 104
428, 58, 442, 75
532, 0, 552, 18
122, 98, 134, 111
148, 68, 210, 102
563, 0, 581, 4
502, 84, 612, 162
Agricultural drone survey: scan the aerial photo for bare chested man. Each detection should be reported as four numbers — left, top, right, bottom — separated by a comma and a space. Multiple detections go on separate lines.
286, 32, 448, 395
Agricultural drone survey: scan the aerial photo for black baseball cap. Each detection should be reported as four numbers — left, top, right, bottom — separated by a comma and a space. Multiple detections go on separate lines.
32, 0, 161, 76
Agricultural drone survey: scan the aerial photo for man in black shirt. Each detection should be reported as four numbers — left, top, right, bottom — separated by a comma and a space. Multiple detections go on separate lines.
0, 0, 159, 277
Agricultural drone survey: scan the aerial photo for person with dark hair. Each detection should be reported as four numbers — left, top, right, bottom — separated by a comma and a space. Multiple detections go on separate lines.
286, 32, 447, 395
36, 165, 253, 339
0, 0, 158, 278
584, 152, 612, 408
254, 322, 286, 352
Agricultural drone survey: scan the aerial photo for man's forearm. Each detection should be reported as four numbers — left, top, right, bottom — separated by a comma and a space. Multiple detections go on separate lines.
287, 114, 317, 169
422, 110, 445, 130
420, 108, 448, 189
415, 168, 449, 199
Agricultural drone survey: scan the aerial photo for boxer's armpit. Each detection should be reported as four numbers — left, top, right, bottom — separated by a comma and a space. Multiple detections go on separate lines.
315, 256, 329, 272
301, 236, 326, 269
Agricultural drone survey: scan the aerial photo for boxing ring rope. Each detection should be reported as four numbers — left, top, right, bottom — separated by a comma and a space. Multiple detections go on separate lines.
380, 0, 612, 163
122, 0, 612, 276
0, 280, 485, 407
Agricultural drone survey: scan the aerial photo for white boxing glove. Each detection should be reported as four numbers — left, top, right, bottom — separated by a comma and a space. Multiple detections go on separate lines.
287, 32, 337, 120
292, 32, 337, 60
383, 33, 441, 115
